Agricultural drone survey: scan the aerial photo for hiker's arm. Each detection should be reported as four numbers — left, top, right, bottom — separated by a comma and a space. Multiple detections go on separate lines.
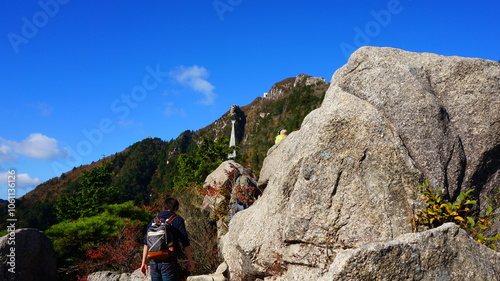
184, 245, 195, 272
140, 245, 148, 276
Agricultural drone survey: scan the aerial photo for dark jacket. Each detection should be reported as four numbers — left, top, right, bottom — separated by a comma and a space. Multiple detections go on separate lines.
144, 211, 190, 261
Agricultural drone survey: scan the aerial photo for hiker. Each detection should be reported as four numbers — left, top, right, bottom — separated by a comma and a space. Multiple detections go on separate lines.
140, 197, 194, 281
275, 129, 288, 144
229, 168, 259, 220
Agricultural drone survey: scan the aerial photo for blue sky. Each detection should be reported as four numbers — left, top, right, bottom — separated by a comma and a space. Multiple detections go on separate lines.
1, 0, 499, 198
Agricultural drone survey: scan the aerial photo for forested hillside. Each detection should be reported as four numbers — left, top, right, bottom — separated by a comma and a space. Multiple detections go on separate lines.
0, 74, 328, 280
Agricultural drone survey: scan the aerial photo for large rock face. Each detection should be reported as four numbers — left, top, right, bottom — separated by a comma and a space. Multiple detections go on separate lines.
0, 228, 57, 281
333, 47, 499, 202
220, 47, 499, 280
320, 223, 499, 281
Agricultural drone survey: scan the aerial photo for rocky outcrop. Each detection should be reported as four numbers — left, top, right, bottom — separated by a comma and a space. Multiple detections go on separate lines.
333, 47, 499, 204
263, 223, 499, 281
201, 160, 260, 240
88, 261, 229, 281
293, 74, 326, 88
0, 228, 57, 281
201, 160, 243, 216
320, 223, 499, 281
266, 74, 327, 100
220, 47, 500, 280
187, 262, 228, 281
87, 268, 148, 281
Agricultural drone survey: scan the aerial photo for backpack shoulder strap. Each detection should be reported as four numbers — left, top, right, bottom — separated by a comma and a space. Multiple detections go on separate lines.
152, 216, 162, 225
166, 214, 178, 224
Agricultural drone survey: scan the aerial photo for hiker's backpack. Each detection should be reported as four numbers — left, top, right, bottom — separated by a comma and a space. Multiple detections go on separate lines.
146, 214, 177, 260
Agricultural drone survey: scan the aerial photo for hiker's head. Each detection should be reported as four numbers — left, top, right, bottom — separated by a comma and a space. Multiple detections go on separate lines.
163, 197, 180, 212
280, 129, 287, 135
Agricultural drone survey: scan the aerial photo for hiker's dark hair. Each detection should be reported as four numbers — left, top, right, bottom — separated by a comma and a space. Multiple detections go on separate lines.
163, 197, 179, 212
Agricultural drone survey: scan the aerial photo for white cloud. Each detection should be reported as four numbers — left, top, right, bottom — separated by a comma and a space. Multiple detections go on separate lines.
0, 144, 17, 162
16, 173, 41, 187
0, 133, 66, 162
170, 65, 217, 105
15, 133, 64, 159
0, 171, 41, 198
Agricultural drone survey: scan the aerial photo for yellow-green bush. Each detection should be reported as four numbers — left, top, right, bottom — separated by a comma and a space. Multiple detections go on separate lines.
417, 180, 500, 251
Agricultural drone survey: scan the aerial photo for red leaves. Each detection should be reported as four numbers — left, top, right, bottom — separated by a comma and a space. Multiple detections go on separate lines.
234, 184, 257, 205
76, 221, 143, 280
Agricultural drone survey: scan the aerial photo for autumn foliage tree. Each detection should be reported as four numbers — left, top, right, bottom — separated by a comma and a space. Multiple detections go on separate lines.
77, 221, 144, 280
46, 201, 152, 280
